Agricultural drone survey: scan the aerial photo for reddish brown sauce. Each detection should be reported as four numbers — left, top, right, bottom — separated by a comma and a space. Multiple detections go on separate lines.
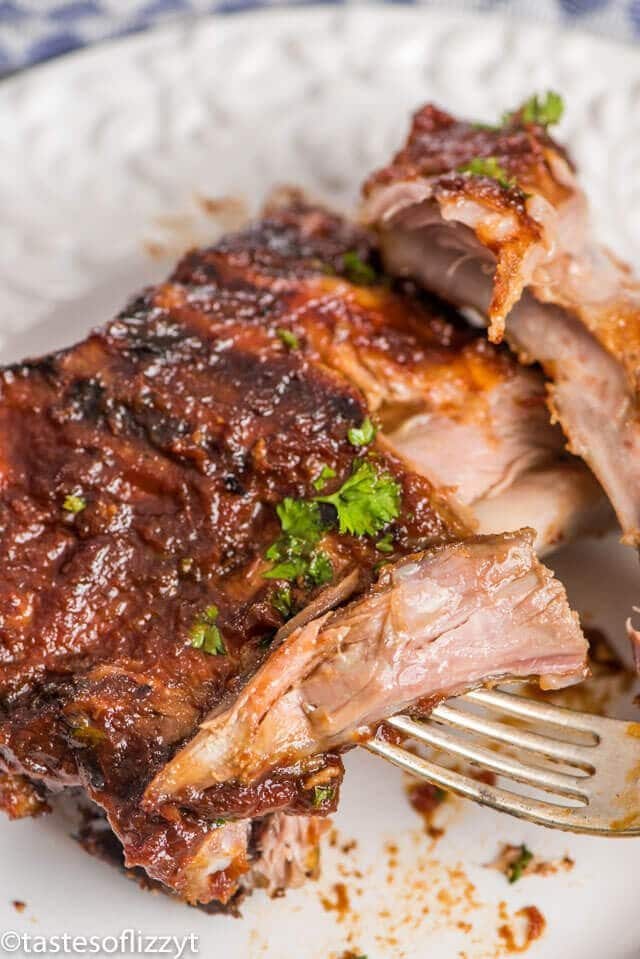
407, 780, 448, 839
320, 882, 351, 923
498, 905, 546, 953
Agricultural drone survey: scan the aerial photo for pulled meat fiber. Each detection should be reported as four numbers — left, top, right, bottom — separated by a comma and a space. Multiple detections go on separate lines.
363, 102, 640, 544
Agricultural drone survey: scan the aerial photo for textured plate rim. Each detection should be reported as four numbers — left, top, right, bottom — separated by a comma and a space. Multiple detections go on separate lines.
3, 1, 640, 95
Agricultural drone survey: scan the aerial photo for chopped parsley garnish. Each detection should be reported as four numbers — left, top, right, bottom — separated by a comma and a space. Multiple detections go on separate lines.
189, 604, 226, 655
263, 499, 324, 581
507, 844, 533, 884
375, 532, 395, 554
477, 91, 564, 132
316, 459, 401, 538
70, 719, 106, 746
307, 550, 333, 587
312, 784, 335, 807
265, 543, 332, 587
264, 459, 401, 582
213, 818, 227, 827
471, 120, 500, 132
312, 464, 336, 492
458, 156, 515, 190
341, 250, 378, 286
272, 584, 293, 618
277, 498, 324, 543
263, 498, 326, 584
63, 494, 86, 514
347, 416, 376, 448
263, 555, 308, 581
517, 91, 564, 127
276, 328, 299, 350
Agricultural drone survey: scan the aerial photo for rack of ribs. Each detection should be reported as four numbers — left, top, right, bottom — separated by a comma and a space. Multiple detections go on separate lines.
0, 197, 589, 908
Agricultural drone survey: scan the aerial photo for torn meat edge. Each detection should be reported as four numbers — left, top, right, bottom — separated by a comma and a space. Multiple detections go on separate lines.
144, 530, 587, 813
362, 101, 640, 546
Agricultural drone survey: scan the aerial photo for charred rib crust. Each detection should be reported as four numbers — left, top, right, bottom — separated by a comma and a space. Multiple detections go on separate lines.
0, 202, 469, 905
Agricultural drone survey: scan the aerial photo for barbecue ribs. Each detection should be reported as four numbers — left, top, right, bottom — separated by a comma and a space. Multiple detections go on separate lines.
0, 198, 588, 907
363, 94, 640, 545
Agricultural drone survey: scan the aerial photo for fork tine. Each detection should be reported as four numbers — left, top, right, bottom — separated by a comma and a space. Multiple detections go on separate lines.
386, 715, 588, 800
366, 689, 640, 835
365, 737, 594, 831
464, 688, 602, 736
430, 702, 596, 771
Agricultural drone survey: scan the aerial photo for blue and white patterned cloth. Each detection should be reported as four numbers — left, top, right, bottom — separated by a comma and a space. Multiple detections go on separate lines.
1, 0, 639, 75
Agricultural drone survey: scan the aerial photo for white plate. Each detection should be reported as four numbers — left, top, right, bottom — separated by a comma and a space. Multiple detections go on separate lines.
1, 7, 640, 958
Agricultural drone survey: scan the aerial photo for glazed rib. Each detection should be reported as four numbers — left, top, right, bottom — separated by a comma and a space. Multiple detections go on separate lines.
362, 99, 640, 544
146, 530, 586, 812
0, 199, 588, 906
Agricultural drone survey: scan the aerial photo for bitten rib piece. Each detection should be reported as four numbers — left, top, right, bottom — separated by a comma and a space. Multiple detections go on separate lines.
145, 530, 587, 813
363, 101, 640, 543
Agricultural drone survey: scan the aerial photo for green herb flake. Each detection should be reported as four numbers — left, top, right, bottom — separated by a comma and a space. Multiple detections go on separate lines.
201, 626, 226, 656
316, 459, 401, 538
472, 121, 500, 132
264, 456, 401, 582
179, 557, 194, 574
189, 604, 226, 656
277, 498, 324, 544
63, 494, 86, 514
507, 844, 533, 884
347, 416, 376, 448
70, 719, 106, 747
263, 556, 309, 581
276, 328, 299, 350
263, 498, 327, 583
213, 818, 227, 827
312, 464, 336, 492
312, 784, 335, 807
458, 156, 515, 190
518, 91, 564, 127
309, 257, 335, 276
375, 532, 394, 554
307, 550, 333, 587
272, 584, 293, 618
342, 250, 378, 286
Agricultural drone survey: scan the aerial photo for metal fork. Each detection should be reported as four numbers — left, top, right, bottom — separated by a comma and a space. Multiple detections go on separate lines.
365, 688, 640, 835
